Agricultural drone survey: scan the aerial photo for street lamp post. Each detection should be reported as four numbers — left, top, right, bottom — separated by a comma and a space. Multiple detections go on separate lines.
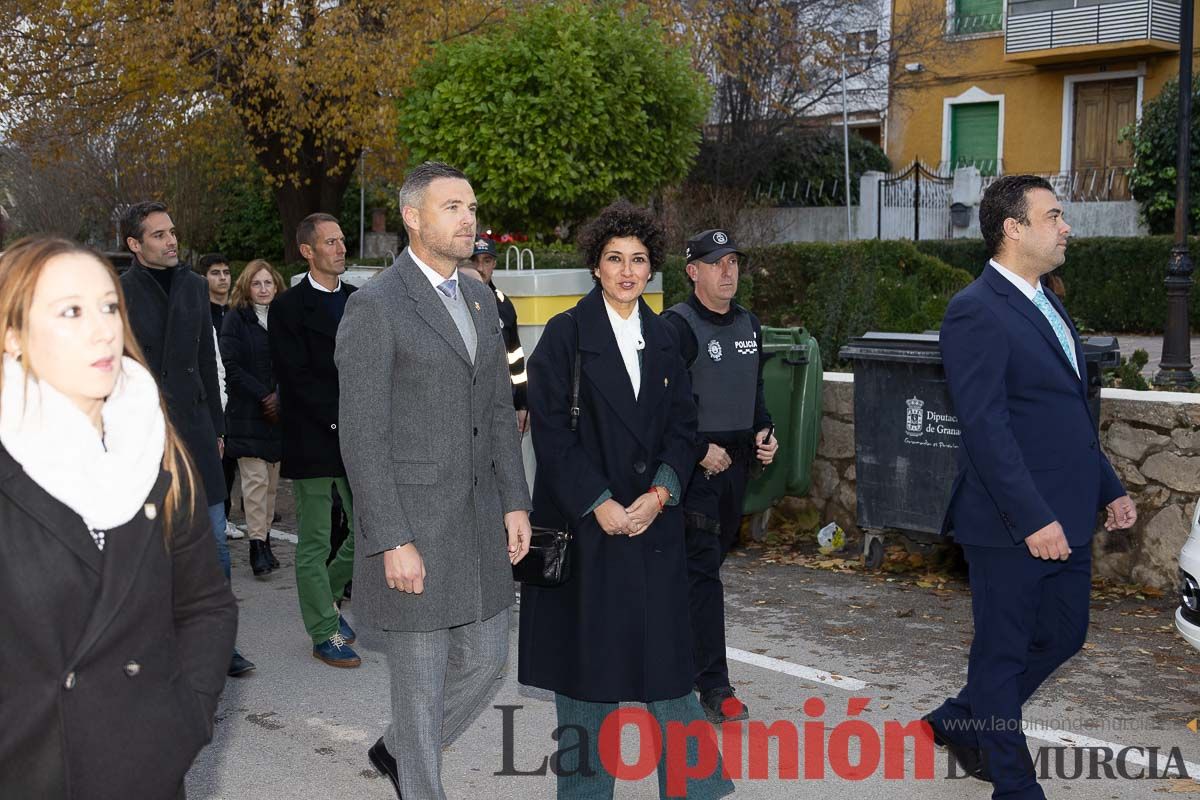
1154, 0, 1196, 387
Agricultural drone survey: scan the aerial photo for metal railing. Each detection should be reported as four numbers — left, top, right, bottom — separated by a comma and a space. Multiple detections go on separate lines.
980, 167, 1133, 202
1006, 0, 1180, 54
952, 11, 1003, 35
945, 156, 1001, 176
752, 179, 848, 207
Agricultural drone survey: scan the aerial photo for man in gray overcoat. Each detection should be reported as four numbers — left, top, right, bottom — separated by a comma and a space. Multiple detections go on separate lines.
335, 161, 532, 800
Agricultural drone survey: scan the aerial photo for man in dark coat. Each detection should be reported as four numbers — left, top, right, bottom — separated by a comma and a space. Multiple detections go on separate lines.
269, 213, 360, 668
468, 236, 528, 432
118, 201, 255, 677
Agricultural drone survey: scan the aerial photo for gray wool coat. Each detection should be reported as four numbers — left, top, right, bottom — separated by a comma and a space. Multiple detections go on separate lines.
335, 250, 531, 632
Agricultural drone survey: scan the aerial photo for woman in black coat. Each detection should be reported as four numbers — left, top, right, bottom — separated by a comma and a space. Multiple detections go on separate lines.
518, 204, 733, 800
0, 237, 237, 799
220, 259, 284, 576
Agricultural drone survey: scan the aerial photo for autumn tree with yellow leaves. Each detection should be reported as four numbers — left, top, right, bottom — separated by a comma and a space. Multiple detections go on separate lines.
0, 0, 504, 260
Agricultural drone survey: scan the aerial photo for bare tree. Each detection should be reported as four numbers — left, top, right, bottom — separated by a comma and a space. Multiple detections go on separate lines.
684, 0, 944, 187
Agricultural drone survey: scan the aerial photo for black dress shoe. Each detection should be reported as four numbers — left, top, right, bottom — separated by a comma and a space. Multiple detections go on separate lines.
922, 713, 991, 781
228, 649, 256, 677
368, 738, 402, 798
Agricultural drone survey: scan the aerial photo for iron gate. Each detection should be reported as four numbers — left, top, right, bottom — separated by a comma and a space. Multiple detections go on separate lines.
877, 161, 954, 241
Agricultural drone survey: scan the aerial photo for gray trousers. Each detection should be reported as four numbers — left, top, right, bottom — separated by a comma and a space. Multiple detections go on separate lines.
383, 608, 509, 799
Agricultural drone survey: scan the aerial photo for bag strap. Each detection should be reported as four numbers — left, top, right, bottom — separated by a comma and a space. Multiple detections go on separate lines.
567, 311, 581, 432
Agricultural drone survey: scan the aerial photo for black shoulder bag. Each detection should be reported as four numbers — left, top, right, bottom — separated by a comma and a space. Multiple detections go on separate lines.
512, 313, 579, 587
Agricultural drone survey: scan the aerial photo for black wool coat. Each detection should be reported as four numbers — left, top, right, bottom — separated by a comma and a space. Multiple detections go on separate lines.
220, 306, 281, 462
0, 446, 238, 799
518, 287, 700, 702
120, 264, 227, 505
268, 277, 357, 479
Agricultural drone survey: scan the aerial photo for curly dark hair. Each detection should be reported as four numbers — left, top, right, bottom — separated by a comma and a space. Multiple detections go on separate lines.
576, 200, 667, 282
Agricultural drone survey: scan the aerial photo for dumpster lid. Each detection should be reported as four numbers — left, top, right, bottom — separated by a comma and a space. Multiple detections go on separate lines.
839, 332, 943, 364
1080, 335, 1118, 352
1079, 335, 1120, 367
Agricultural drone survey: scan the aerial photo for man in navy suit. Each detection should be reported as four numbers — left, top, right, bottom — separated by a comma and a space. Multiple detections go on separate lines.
923, 175, 1137, 800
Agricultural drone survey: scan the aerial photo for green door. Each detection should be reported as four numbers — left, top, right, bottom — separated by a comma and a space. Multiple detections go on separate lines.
950, 102, 1000, 175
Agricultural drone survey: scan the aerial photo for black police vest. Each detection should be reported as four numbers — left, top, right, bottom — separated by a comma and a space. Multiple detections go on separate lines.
669, 302, 758, 433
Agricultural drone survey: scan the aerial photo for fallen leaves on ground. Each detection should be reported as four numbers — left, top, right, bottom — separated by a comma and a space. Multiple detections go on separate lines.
1154, 778, 1200, 793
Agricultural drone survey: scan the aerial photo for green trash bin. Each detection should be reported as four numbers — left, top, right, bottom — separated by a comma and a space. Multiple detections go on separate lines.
742, 327, 823, 538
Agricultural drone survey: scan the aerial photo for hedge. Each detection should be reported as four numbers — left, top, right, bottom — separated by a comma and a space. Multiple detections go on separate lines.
915, 236, 1200, 333
260, 241, 963, 369
740, 240, 973, 367
516, 241, 969, 368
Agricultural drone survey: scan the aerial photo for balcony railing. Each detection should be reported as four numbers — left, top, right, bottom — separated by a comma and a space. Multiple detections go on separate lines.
1007, 0, 1180, 55
953, 11, 1003, 34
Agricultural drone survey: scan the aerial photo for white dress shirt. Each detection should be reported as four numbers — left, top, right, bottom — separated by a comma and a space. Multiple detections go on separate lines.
409, 247, 459, 289
307, 272, 343, 293
603, 297, 644, 399
988, 259, 1038, 300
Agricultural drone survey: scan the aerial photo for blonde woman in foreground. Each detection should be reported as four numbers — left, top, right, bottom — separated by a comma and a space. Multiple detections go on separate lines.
0, 236, 237, 799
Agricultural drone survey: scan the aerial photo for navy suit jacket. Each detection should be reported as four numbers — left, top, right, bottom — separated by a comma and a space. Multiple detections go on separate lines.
940, 264, 1125, 548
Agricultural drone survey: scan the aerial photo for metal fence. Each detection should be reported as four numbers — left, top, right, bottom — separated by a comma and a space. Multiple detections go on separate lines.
980, 167, 1133, 202
752, 179, 848, 207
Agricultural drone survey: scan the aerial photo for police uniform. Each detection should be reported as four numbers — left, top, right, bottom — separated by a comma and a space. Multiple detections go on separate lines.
662, 229, 771, 721
471, 237, 527, 412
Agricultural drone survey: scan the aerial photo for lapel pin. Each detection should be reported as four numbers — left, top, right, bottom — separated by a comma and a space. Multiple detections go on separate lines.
144, 503, 157, 520
473, 301, 481, 311
664, 377, 669, 387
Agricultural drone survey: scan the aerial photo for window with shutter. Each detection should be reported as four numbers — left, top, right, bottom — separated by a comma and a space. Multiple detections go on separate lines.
953, 0, 1003, 34
950, 102, 1000, 175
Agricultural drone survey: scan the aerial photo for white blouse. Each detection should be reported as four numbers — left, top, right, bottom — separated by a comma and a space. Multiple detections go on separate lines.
603, 297, 645, 399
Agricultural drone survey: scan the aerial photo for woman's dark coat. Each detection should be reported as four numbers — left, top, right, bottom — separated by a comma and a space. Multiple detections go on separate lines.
0, 445, 238, 799
120, 264, 227, 505
220, 305, 282, 462
518, 286, 700, 702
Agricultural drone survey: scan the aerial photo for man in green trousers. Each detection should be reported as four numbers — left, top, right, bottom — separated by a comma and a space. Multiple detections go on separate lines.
268, 213, 361, 667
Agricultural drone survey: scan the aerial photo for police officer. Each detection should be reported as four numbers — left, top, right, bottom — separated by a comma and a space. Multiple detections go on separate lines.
663, 228, 778, 723
470, 236, 529, 432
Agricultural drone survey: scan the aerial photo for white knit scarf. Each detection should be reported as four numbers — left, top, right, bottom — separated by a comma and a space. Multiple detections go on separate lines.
0, 354, 166, 532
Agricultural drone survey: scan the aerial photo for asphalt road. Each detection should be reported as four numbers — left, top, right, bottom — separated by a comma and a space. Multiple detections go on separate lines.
186, 505, 1200, 800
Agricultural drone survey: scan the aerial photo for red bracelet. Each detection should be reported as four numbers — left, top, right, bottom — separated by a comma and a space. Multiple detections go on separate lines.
652, 486, 666, 513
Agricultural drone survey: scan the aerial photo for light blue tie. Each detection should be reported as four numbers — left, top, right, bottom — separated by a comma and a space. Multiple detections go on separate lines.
1031, 288, 1078, 375
437, 278, 458, 301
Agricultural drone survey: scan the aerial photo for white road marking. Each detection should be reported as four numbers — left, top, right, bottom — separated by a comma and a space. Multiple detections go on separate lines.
1023, 723, 1200, 779
727, 646, 1197, 781
275, 525, 1195, 780
268, 528, 298, 543
726, 647, 868, 691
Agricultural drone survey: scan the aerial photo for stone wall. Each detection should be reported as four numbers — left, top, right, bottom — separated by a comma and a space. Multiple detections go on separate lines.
795, 376, 1197, 590
792, 376, 860, 538
1094, 390, 1200, 589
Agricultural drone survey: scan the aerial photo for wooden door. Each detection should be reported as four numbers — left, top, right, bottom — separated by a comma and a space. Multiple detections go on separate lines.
1072, 78, 1136, 200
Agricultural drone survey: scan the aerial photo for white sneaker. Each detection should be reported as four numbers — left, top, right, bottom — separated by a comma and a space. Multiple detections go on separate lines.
225, 521, 245, 540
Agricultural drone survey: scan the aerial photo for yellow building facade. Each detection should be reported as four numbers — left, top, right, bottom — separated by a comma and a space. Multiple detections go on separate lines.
887, 0, 1199, 198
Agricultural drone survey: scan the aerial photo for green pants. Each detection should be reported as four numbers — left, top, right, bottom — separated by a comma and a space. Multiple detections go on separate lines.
293, 477, 356, 644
